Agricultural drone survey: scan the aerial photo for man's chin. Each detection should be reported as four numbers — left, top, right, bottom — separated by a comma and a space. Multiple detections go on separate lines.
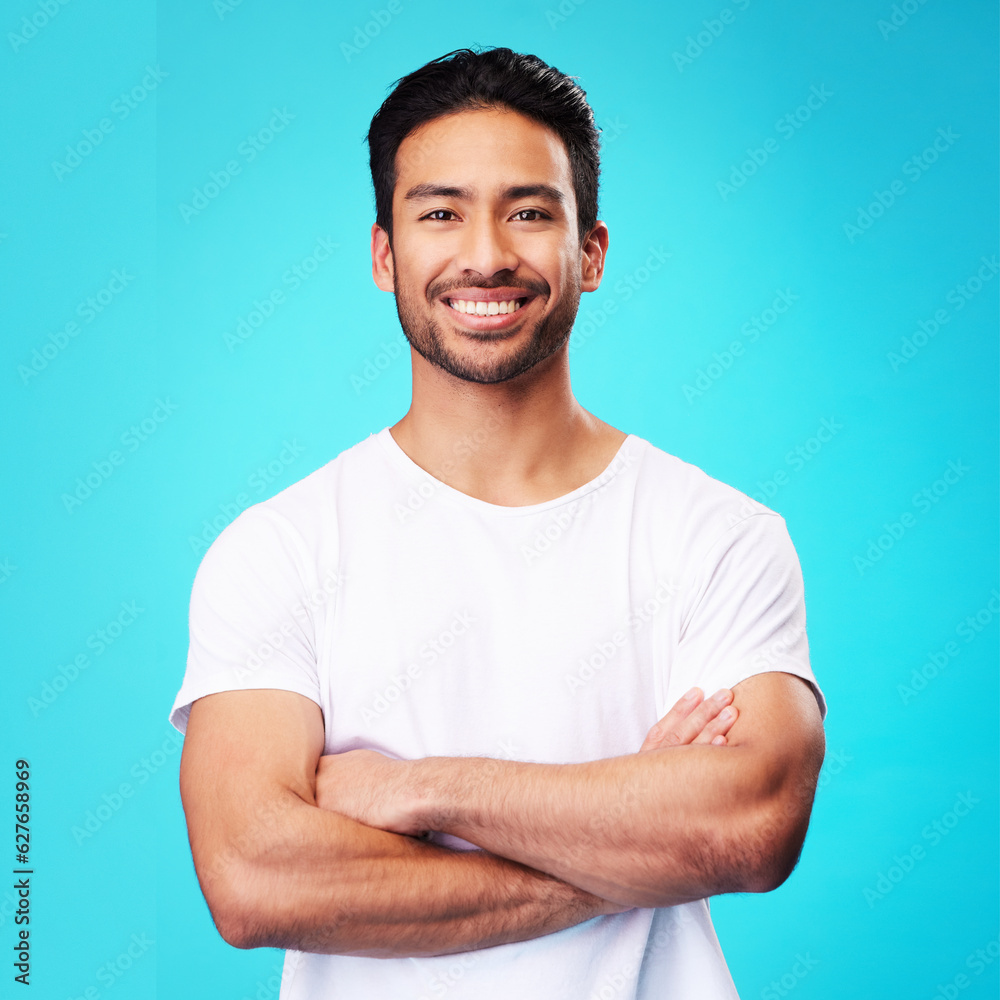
423, 352, 539, 385
396, 295, 577, 385
407, 334, 567, 385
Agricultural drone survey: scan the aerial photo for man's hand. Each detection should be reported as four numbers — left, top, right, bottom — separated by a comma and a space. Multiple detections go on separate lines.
638, 686, 738, 752
316, 687, 738, 833
316, 750, 426, 837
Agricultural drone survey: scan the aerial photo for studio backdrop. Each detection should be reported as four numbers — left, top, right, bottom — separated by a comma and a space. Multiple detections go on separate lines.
3, 1, 997, 998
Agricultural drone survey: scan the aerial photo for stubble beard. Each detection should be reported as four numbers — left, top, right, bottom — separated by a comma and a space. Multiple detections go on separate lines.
392, 270, 582, 385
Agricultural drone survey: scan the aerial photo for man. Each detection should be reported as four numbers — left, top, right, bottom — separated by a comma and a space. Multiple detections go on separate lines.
171, 47, 826, 999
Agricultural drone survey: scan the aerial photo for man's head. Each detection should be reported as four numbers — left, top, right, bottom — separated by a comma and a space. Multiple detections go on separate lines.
366, 48, 608, 385
367, 47, 601, 248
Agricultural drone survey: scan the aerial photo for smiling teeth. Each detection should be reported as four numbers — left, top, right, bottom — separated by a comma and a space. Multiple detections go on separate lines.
449, 298, 523, 315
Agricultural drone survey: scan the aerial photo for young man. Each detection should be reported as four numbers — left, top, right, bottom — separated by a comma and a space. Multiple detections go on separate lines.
171, 47, 826, 999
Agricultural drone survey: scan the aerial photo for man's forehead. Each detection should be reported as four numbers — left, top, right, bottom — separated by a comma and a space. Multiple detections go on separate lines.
394, 108, 574, 192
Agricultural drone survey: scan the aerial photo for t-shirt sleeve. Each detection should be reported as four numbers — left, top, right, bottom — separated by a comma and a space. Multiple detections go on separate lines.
168, 505, 323, 735
672, 512, 826, 719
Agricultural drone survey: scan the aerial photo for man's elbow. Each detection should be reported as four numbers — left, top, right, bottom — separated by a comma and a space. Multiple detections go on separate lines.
186, 789, 331, 951
620, 810, 811, 907
215, 908, 259, 951
198, 848, 359, 954
737, 783, 818, 894
193, 827, 319, 952
740, 721, 825, 894
197, 855, 274, 950
738, 836, 805, 895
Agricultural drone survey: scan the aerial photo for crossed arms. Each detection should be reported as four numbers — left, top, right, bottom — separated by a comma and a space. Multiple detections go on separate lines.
179, 671, 824, 957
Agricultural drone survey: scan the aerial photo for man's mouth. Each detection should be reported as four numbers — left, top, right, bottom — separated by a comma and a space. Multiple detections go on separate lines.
446, 297, 528, 316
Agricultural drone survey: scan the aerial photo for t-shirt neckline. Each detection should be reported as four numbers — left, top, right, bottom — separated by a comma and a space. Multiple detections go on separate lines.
375, 426, 641, 517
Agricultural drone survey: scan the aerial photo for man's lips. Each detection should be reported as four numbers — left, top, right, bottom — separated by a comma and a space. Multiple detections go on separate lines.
440, 287, 537, 302
439, 288, 538, 328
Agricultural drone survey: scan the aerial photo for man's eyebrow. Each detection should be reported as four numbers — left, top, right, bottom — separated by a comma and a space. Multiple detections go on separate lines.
502, 184, 565, 205
404, 183, 474, 202
403, 182, 566, 205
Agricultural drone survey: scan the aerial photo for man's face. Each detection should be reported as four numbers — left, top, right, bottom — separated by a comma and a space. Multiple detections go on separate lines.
376, 107, 601, 385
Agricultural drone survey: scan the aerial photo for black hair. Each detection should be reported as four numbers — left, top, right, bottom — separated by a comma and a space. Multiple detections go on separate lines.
366, 46, 601, 245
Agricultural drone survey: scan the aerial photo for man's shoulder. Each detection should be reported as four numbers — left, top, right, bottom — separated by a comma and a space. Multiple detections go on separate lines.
632, 435, 779, 530
201, 431, 385, 562
263, 430, 382, 514
630, 438, 802, 612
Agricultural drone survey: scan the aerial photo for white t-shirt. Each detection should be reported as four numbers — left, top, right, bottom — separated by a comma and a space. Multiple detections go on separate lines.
170, 428, 825, 1000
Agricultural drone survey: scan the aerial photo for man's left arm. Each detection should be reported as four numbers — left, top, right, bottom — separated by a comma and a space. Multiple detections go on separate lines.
320, 671, 824, 909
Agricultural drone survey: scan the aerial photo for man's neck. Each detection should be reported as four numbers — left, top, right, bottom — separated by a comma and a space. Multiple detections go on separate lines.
390, 346, 627, 507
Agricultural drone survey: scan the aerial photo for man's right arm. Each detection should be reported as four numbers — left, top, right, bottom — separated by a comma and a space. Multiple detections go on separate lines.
179, 688, 621, 957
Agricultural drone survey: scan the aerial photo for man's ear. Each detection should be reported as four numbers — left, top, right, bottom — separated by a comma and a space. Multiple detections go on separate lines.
371, 223, 395, 293
580, 221, 609, 294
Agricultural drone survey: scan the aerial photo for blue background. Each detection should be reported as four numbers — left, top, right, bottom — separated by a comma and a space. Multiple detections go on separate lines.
3, 0, 997, 997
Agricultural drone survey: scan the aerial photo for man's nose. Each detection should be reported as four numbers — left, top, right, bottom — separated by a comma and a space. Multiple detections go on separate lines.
454, 216, 519, 277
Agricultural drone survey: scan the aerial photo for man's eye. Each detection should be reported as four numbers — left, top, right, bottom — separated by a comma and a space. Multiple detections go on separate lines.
423, 210, 457, 221
513, 209, 547, 222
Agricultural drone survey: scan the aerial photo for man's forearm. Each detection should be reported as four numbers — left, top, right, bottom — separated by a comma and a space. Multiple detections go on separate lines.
326, 674, 824, 909
409, 745, 775, 907
208, 791, 621, 956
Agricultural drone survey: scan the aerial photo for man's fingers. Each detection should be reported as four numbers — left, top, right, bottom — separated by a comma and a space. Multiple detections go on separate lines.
691, 705, 738, 745
639, 687, 735, 752
681, 690, 736, 746
638, 687, 704, 752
